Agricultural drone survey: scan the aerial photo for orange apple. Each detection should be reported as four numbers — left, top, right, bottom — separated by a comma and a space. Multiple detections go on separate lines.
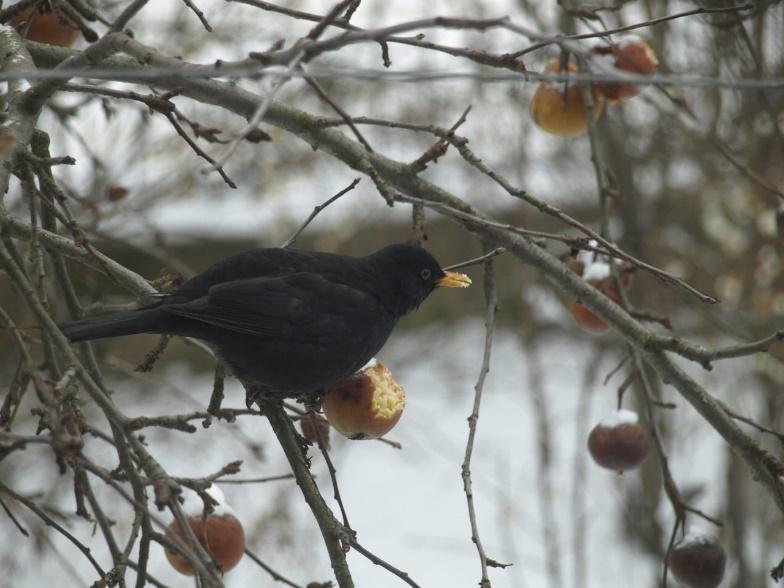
12, 5, 80, 47
668, 531, 726, 588
587, 410, 649, 471
530, 58, 605, 137
593, 36, 658, 103
322, 362, 405, 440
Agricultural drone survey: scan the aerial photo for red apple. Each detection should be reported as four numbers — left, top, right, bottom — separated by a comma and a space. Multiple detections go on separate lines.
164, 487, 245, 576
668, 531, 726, 588
322, 361, 405, 440
587, 410, 649, 471
566, 251, 629, 333
593, 36, 658, 103
12, 4, 80, 47
530, 58, 605, 137
568, 288, 620, 333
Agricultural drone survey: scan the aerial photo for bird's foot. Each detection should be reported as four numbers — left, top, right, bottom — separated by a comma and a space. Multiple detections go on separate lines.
298, 388, 325, 412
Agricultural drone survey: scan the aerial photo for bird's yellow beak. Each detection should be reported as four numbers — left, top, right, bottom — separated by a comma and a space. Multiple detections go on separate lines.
436, 271, 472, 288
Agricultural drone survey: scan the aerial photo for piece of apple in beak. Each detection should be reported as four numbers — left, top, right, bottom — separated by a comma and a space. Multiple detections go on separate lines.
436, 271, 472, 288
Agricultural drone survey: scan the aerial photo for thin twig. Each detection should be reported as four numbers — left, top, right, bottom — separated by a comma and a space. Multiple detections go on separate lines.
181, 0, 213, 31
207, 50, 306, 173
663, 520, 681, 588
443, 248, 505, 272
244, 548, 305, 588
514, 4, 753, 57
303, 69, 373, 152
655, 330, 784, 369
0, 481, 107, 578
0, 496, 29, 536
602, 353, 630, 386
208, 0, 354, 173
725, 408, 784, 444
311, 411, 352, 530
161, 110, 236, 188
109, 0, 150, 32
281, 178, 361, 248
409, 105, 472, 173
217, 474, 295, 484
395, 192, 714, 303
77, 470, 123, 570
126, 407, 261, 432
461, 253, 499, 588
348, 539, 423, 588
439, 140, 718, 304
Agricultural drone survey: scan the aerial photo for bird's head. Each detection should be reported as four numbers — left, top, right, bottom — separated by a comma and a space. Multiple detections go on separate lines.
369, 244, 471, 315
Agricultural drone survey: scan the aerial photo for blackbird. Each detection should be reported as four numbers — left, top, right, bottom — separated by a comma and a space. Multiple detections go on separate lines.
59, 244, 470, 396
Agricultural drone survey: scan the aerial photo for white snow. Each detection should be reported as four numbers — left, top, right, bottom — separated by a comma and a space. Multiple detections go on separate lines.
360, 357, 379, 370
576, 241, 599, 265
591, 52, 617, 69
617, 34, 645, 48
675, 527, 716, 549
599, 409, 639, 428
177, 484, 234, 519
582, 261, 611, 281
576, 242, 614, 282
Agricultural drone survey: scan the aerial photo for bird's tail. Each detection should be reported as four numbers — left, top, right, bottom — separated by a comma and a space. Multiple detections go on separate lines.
59, 308, 166, 343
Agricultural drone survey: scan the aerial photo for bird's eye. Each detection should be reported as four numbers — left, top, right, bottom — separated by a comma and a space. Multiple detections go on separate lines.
420, 268, 432, 281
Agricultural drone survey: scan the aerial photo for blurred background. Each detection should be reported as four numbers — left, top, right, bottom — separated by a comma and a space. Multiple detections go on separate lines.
1, 0, 782, 586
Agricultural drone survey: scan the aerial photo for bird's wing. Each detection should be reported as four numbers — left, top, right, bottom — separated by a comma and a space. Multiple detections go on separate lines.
162, 273, 374, 341
167, 248, 322, 302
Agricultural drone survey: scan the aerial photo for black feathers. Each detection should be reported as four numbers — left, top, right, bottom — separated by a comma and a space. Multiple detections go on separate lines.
58, 244, 468, 397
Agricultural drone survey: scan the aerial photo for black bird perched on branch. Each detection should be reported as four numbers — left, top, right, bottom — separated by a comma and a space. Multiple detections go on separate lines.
59, 244, 471, 397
